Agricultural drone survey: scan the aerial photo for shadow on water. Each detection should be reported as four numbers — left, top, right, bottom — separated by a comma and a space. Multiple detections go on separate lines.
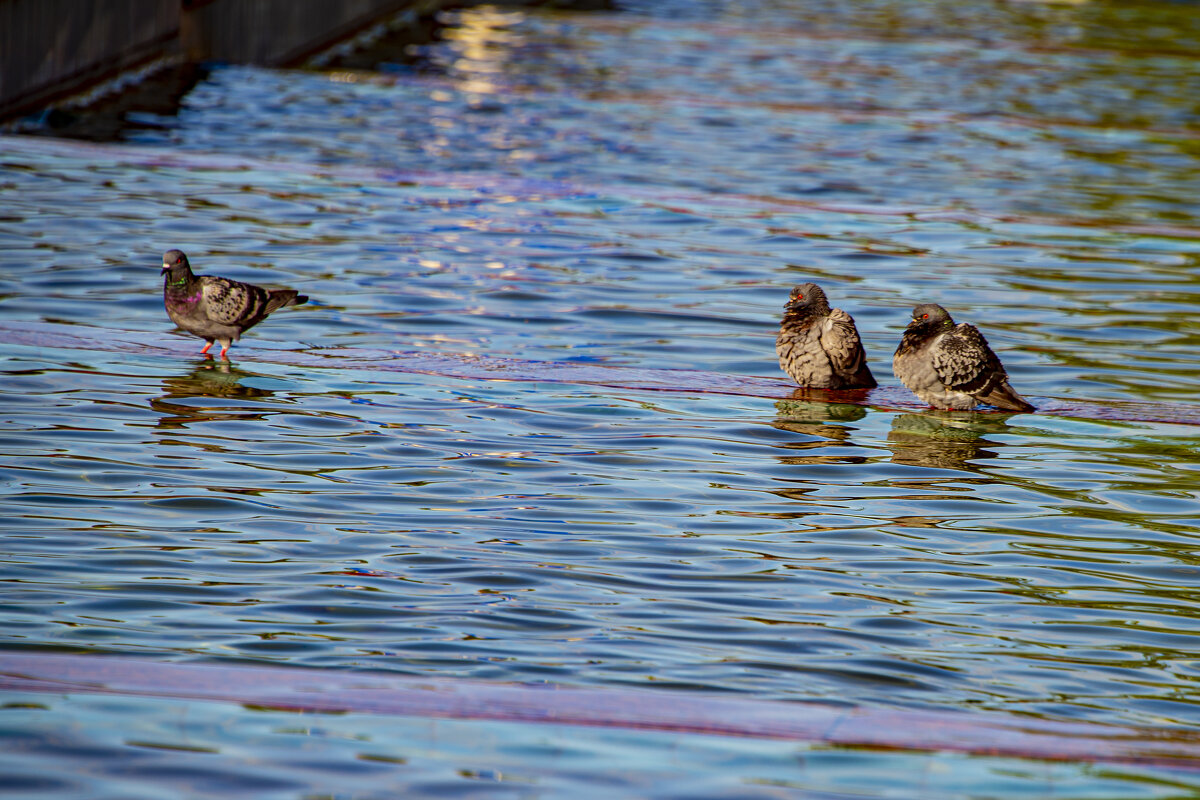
886, 411, 1011, 472
12, 1, 618, 143
6, 0, 1200, 794
149, 359, 278, 428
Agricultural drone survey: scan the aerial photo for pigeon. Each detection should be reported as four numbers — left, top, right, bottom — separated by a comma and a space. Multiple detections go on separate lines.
776, 282, 877, 390
892, 303, 1034, 412
160, 249, 308, 359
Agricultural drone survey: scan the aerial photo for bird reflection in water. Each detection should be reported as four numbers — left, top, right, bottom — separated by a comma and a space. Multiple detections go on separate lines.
151, 359, 277, 428
887, 411, 1012, 471
772, 389, 869, 466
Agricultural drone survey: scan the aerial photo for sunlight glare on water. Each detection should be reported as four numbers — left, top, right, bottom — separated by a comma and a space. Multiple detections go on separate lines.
2, 0, 1200, 796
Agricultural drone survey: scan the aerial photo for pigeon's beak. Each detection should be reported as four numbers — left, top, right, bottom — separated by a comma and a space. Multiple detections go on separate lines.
161, 264, 169, 274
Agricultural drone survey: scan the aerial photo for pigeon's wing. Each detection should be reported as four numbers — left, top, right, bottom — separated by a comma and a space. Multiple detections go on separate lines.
930, 323, 1008, 397
200, 276, 270, 328
820, 309, 876, 386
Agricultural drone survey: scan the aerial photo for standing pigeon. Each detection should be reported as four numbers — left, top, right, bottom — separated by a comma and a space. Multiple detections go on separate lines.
160, 249, 308, 359
892, 303, 1034, 412
776, 282, 876, 390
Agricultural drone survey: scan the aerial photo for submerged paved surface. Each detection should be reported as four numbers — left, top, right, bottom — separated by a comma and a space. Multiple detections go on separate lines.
2, 1, 1200, 796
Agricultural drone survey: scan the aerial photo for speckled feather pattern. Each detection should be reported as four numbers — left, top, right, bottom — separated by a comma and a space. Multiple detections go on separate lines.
776, 283, 876, 390
161, 249, 306, 356
893, 305, 1033, 412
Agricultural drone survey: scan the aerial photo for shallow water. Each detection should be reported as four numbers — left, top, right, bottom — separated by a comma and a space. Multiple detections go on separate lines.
3, 0, 1200, 795
13, 690, 1200, 800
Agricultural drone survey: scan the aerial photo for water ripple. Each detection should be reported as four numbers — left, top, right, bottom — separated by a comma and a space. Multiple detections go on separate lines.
4, 1, 1200, 793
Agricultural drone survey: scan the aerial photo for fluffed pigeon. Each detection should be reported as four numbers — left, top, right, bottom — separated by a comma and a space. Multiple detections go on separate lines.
160, 249, 308, 359
776, 282, 877, 390
892, 303, 1034, 412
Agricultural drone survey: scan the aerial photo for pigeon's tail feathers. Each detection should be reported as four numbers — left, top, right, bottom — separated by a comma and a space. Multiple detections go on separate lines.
265, 289, 307, 314
847, 359, 878, 389
978, 381, 1035, 413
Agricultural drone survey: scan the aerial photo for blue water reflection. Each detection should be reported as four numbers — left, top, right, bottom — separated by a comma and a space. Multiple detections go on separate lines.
3, 0, 1200, 793
6, 692, 1198, 799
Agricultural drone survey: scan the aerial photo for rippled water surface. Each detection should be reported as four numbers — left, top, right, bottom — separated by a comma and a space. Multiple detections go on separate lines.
3, 0, 1200, 795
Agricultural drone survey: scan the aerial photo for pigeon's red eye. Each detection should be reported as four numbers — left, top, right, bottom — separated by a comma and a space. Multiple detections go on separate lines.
921, 314, 929, 319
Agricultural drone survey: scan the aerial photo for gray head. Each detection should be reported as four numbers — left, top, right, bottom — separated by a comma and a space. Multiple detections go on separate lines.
784, 282, 831, 315
161, 249, 191, 276
906, 303, 954, 331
